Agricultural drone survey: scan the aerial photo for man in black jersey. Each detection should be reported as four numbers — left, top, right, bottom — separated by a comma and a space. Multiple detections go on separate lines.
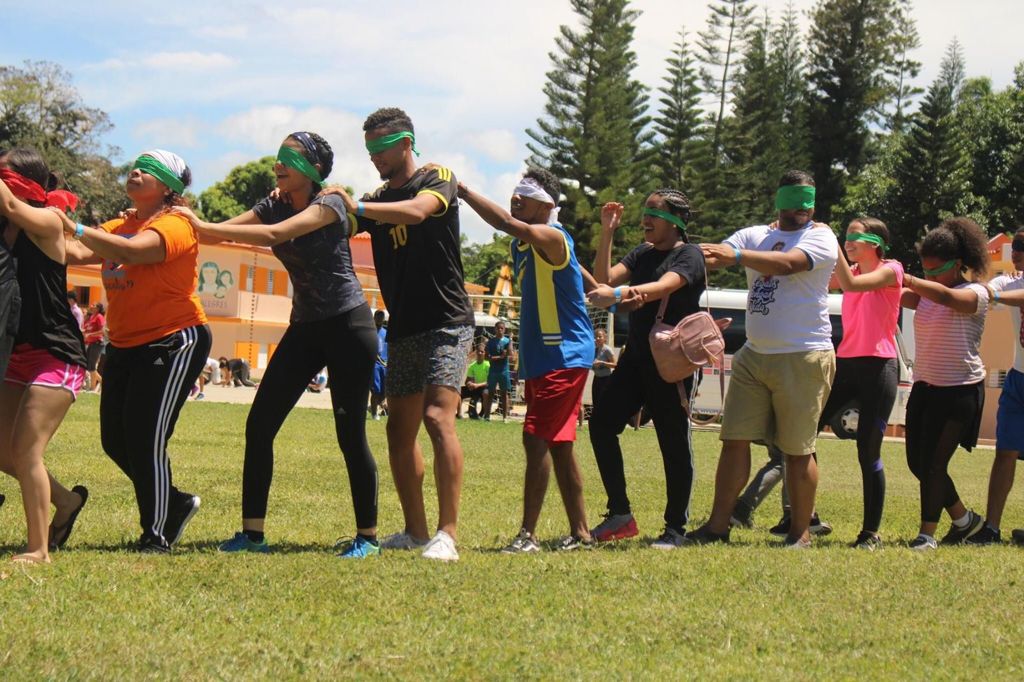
324, 108, 473, 561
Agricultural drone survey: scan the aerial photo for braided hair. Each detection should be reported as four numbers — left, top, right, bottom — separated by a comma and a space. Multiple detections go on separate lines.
287, 132, 334, 180
650, 188, 692, 239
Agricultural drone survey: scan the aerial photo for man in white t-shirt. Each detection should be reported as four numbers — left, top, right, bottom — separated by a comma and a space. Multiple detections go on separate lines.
690, 170, 838, 548
971, 231, 1024, 545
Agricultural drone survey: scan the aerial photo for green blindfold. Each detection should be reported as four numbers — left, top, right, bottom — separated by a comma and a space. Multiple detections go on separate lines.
132, 156, 185, 194
922, 259, 958, 276
775, 185, 815, 211
365, 131, 420, 157
643, 207, 687, 231
277, 146, 324, 188
845, 232, 887, 251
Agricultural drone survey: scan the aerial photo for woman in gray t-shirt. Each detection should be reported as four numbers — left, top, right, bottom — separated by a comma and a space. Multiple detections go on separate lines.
175, 131, 380, 558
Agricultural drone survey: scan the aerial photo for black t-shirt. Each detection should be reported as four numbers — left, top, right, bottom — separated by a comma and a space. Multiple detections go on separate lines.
11, 231, 87, 368
358, 167, 474, 341
252, 194, 366, 324
620, 242, 706, 353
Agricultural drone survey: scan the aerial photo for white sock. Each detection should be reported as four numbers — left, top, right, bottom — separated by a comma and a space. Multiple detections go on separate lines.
952, 512, 971, 528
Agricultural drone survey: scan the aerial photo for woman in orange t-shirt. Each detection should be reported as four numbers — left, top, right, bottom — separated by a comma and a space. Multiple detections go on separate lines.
63, 150, 210, 554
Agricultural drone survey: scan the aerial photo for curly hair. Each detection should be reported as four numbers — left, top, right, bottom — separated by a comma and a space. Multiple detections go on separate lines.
523, 166, 561, 205
918, 216, 990, 280
850, 216, 890, 259
363, 107, 415, 135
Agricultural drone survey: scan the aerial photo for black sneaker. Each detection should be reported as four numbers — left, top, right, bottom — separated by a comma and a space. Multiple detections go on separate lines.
939, 510, 984, 545
769, 515, 791, 537
164, 494, 201, 546
684, 524, 729, 545
966, 524, 1001, 545
1012, 529, 1024, 546
809, 513, 832, 536
730, 502, 753, 529
0, 492, 4, 510
137, 535, 171, 554
851, 530, 882, 550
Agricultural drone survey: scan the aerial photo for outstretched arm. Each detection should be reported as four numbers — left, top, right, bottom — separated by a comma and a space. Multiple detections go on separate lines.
903, 274, 980, 314
320, 185, 442, 226
832, 244, 897, 292
0, 178, 64, 241
457, 183, 566, 266
702, 242, 812, 276
172, 205, 335, 247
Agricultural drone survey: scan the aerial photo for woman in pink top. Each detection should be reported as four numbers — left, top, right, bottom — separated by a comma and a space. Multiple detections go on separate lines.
901, 217, 990, 551
826, 218, 903, 550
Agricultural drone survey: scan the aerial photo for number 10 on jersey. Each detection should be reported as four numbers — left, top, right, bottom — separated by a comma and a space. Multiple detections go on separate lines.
389, 224, 408, 249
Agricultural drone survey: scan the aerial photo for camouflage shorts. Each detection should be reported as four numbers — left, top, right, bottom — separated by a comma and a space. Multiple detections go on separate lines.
386, 325, 474, 397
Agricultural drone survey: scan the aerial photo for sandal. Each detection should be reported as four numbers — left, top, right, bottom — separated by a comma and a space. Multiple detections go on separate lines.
48, 485, 89, 551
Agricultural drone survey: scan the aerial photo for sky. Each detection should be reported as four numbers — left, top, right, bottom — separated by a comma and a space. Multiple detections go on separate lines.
1, 0, 1021, 243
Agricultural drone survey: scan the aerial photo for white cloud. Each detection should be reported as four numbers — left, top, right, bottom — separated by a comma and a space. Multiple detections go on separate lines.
464, 130, 522, 164
83, 51, 236, 72
133, 117, 204, 148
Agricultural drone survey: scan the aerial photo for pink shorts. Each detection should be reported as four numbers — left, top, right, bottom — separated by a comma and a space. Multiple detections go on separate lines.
5, 344, 86, 398
523, 368, 588, 444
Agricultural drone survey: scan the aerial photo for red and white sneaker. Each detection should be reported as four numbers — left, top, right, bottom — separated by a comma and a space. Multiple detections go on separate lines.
591, 513, 638, 542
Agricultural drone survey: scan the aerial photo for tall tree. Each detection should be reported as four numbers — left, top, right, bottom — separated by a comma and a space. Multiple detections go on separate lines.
888, 39, 982, 266
0, 61, 128, 223
805, 0, 912, 221
883, 0, 923, 133
196, 157, 276, 222
652, 29, 703, 190
697, 0, 756, 164
526, 0, 651, 263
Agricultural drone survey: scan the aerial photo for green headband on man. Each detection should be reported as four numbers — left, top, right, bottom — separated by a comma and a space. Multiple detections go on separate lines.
775, 184, 815, 211
132, 155, 185, 194
846, 232, 888, 252
365, 131, 420, 157
277, 145, 325, 188
643, 207, 687, 231
922, 259, 958, 276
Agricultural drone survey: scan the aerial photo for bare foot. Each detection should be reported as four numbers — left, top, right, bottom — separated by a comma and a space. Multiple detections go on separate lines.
12, 551, 50, 564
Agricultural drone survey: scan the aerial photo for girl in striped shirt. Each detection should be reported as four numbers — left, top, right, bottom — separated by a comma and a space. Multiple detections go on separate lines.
901, 218, 991, 550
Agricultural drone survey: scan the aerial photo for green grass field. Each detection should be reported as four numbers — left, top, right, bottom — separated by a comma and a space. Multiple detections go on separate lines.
1, 395, 1022, 679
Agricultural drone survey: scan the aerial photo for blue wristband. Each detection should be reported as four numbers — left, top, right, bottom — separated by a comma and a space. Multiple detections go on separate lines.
614, 286, 623, 303
356, 201, 365, 217
74, 223, 86, 239
733, 246, 742, 265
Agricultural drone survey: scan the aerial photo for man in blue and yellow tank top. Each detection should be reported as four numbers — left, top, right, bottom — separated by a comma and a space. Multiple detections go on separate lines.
459, 168, 598, 552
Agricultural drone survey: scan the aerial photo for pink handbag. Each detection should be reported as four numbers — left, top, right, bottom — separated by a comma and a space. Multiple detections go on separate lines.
648, 275, 730, 417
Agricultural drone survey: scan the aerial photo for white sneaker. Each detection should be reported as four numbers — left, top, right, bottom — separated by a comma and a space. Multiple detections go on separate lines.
380, 531, 428, 550
421, 530, 459, 562
650, 527, 687, 550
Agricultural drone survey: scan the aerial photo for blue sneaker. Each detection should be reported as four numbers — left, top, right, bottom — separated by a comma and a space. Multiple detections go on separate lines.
337, 536, 381, 559
219, 531, 269, 554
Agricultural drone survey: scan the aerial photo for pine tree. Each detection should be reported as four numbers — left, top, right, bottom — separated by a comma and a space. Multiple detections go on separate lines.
889, 39, 982, 266
697, 0, 756, 163
652, 29, 703, 189
526, 0, 651, 263
884, 0, 923, 133
805, 0, 911, 221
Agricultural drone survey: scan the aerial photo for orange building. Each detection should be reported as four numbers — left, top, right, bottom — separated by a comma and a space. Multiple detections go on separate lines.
67, 232, 489, 375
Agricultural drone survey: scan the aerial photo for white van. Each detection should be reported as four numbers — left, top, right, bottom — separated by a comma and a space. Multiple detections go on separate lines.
690, 288, 915, 437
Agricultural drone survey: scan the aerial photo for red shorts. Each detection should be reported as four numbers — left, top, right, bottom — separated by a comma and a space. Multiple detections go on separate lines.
5, 344, 86, 399
523, 368, 588, 443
